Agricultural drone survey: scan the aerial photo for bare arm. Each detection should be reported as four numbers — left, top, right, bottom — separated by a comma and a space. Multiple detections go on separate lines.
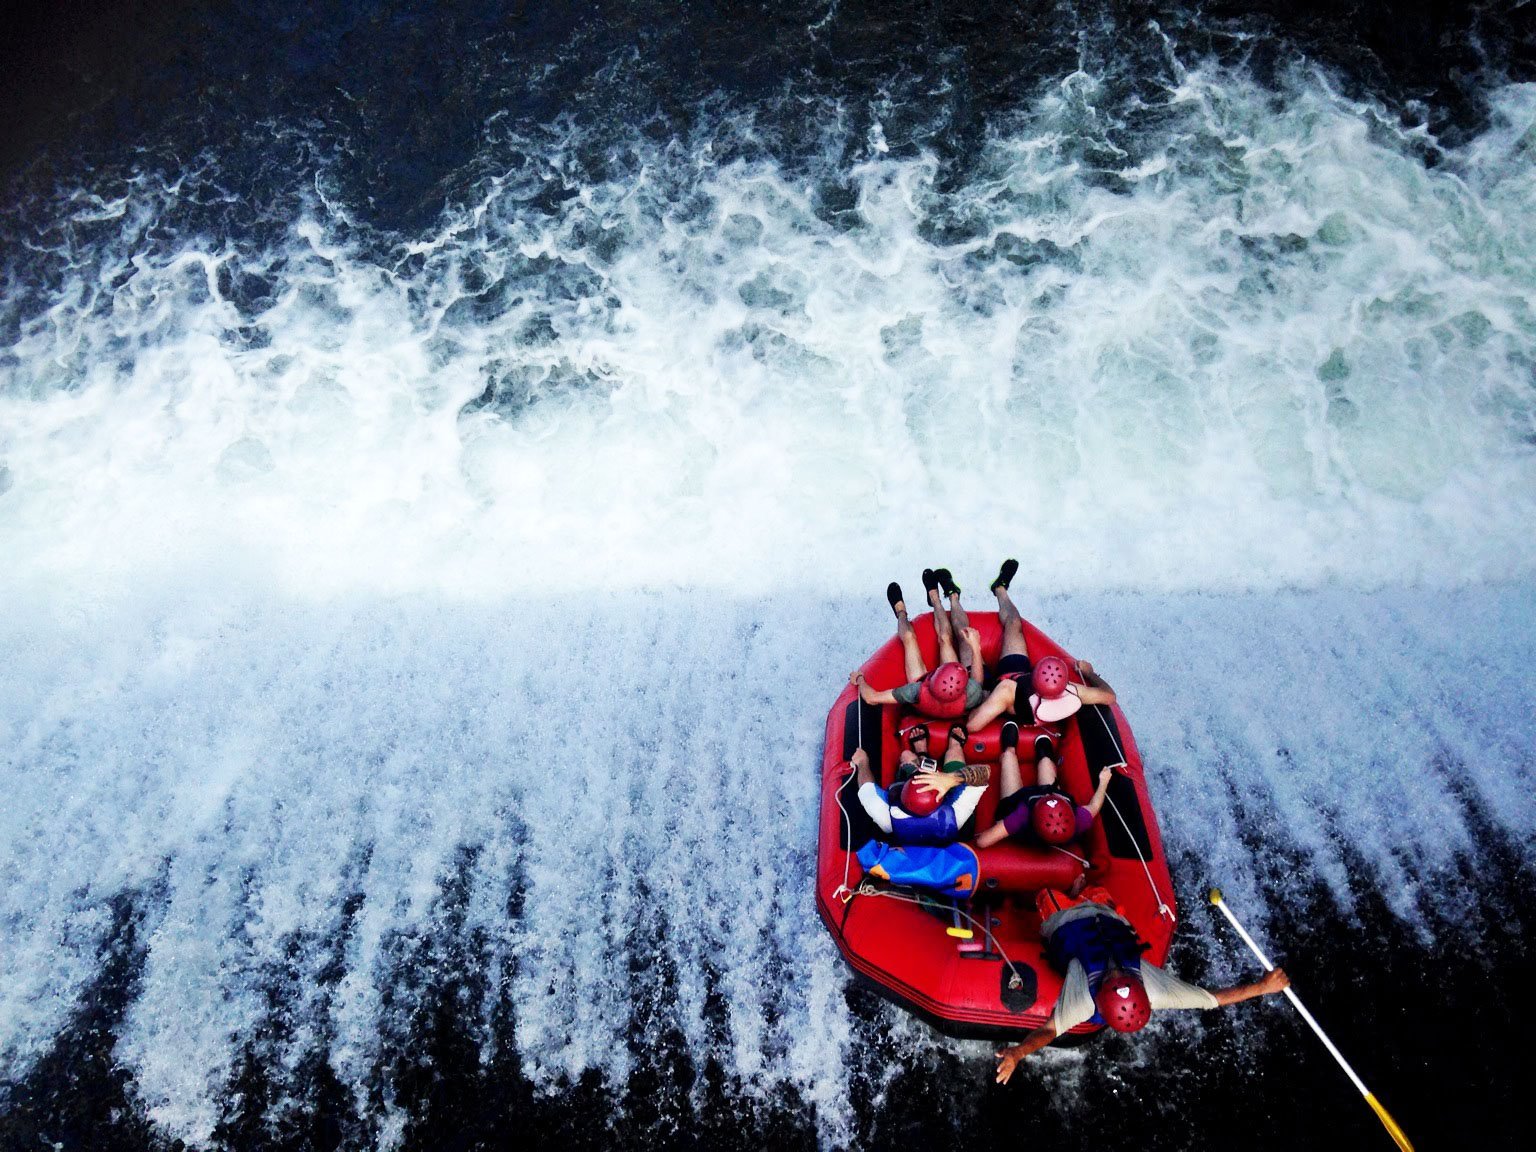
995, 1025, 1059, 1083
851, 749, 894, 834
1075, 660, 1116, 707
852, 748, 875, 788
850, 670, 897, 707
1210, 967, 1290, 1008
966, 680, 1016, 732
913, 762, 989, 799
1085, 766, 1113, 818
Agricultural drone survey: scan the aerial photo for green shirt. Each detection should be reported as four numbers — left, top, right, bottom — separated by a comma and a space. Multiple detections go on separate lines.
891, 677, 987, 710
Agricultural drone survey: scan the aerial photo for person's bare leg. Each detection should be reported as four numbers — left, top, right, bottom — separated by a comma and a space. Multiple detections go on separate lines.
943, 723, 968, 767
890, 584, 927, 683
994, 584, 1028, 658
953, 609, 983, 674
930, 583, 960, 665
939, 571, 978, 668
1034, 734, 1059, 788
901, 723, 930, 758
935, 568, 971, 638
947, 591, 970, 638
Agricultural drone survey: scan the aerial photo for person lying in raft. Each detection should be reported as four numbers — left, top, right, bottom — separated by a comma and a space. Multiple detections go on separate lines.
964, 559, 1116, 733
993, 883, 1291, 1084
847, 741, 986, 900
973, 722, 1113, 853
851, 727, 991, 846
851, 570, 985, 722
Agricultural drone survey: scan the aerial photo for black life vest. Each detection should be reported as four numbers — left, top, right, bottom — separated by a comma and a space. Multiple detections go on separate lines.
1045, 909, 1148, 1026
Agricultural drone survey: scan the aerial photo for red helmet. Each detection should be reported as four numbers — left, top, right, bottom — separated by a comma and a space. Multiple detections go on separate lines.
1030, 795, 1077, 845
1096, 971, 1152, 1032
893, 778, 941, 817
1032, 655, 1071, 699
927, 662, 969, 702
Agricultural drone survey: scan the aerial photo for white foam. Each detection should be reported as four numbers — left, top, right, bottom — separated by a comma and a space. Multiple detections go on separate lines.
2, 75, 1534, 601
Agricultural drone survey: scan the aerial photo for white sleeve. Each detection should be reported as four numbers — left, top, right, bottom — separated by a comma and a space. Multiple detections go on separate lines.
949, 784, 989, 826
857, 781, 894, 834
1050, 960, 1097, 1034
1141, 963, 1220, 1011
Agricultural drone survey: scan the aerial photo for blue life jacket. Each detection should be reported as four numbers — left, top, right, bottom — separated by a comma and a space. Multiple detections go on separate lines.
1045, 909, 1147, 1026
856, 840, 979, 900
885, 787, 966, 846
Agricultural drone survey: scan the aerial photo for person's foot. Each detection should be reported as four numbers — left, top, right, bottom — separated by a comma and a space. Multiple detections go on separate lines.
1034, 734, 1056, 762
991, 559, 1019, 592
947, 724, 968, 749
1000, 720, 1019, 751
921, 568, 940, 598
903, 723, 930, 755
887, 582, 906, 617
936, 568, 961, 598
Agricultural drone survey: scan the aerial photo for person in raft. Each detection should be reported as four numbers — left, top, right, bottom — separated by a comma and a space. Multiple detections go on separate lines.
964, 559, 1117, 733
852, 725, 991, 846
973, 721, 1114, 852
851, 569, 986, 722
993, 882, 1292, 1084
846, 734, 986, 900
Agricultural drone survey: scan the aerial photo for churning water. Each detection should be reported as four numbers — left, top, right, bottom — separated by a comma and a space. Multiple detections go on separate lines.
2, 3, 1534, 1148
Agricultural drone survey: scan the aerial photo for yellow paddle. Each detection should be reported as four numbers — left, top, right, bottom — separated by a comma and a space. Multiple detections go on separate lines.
1208, 888, 1414, 1152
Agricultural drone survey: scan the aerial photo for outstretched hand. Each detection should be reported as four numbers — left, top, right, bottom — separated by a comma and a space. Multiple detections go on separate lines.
1259, 967, 1290, 996
1098, 766, 1114, 789
995, 1048, 1022, 1085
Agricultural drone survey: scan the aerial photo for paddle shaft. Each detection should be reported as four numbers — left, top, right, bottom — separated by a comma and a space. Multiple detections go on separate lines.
1208, 890, 1414, 1152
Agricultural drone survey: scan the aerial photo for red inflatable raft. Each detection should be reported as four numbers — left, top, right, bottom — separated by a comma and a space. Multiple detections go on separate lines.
816, 610, 1178, 1039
